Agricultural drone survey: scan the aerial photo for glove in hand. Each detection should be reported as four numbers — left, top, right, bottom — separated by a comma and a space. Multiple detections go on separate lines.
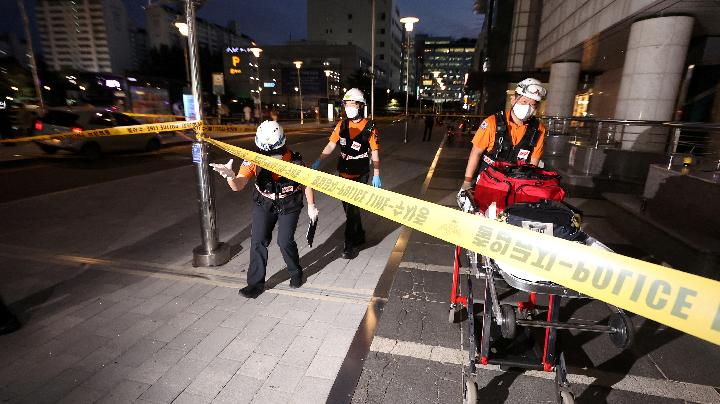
210, 159, 235, 180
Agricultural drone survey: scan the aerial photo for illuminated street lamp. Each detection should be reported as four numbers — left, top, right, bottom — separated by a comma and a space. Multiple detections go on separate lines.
249, 47, 263, 117
324, 69, 332, 100
399, 16, 419, 143
174, 16, 191, 84
293, 60, 303, 124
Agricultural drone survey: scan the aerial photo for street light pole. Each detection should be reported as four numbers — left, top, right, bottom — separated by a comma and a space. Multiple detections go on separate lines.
250, 47, 262, 120
294, 60, 303, 124
17, 0, 44, 115
186, 0, 230, 267
400, 17, 419, 144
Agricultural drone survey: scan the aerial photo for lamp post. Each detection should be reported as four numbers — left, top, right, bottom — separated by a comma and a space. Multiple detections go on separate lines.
185, 0, 230, 267
293, 60, 303, 124
249, 47, 263, 119
17, 0, 44, 115
174, 18, 191, 85
400, 17, 419, 143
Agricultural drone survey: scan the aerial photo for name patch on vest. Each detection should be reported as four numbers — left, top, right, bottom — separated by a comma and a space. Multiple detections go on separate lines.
483, 155, 495, 165
282, 186, 295, 193
517, 149, 530, 160
351, 141, 362, 151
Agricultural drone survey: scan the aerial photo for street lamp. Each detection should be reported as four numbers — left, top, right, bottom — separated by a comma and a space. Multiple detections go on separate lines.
399, 16, 419, 143
174, 16, 191, 85
293, 60, 303, 124
324, 69, 332, 100
250, 47, 263, 119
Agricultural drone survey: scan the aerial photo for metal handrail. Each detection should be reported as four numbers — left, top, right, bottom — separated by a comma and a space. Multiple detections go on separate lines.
540, 116, 720, 162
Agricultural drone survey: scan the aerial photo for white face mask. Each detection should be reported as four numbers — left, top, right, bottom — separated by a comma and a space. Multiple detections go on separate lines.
345, 106, 359, 119
270, 153, 283, 159
512, 103, 535, 121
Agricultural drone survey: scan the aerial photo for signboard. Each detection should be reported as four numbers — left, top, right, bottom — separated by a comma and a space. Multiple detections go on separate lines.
223, 47, 250, 98
212, 73, 225, 96
191, 142, 201, 164
0, 100, 6, 110
182, 93, 195, 120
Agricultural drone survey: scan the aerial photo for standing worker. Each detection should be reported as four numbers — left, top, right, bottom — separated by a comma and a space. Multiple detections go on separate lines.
422, 111, 434, 141
211, 121, 319, 298
310, 88, 381, 259
457, 78, 547, 205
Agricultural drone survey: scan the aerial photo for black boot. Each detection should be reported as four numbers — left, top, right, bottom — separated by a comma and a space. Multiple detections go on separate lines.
239, 284, 265, 299
290, 276, 304, 288
342, 242, 359, 259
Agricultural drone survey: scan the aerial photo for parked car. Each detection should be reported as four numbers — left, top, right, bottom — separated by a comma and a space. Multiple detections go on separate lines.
33, 107, 162, 158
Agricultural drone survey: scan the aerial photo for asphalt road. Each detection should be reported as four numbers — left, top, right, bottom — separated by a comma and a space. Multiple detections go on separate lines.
0, 129, 329, 204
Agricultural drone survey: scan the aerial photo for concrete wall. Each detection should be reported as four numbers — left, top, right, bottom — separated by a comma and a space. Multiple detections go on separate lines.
588, 67, 623, 118
536, 0, 658, 67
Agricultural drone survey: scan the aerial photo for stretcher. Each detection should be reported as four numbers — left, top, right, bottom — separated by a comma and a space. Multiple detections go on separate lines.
450, 193, 634, 404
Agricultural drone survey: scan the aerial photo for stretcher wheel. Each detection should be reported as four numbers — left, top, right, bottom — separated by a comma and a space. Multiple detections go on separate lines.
449, 305, 468, 324
463, 380, 478, 404
608, 312, 634, 349
500, 304, 517, 339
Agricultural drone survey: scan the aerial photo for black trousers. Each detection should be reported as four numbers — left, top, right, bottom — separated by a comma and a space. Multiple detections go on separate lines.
422, 125, 433, 141
248, 203, 302, 287
342, 172, 369, 247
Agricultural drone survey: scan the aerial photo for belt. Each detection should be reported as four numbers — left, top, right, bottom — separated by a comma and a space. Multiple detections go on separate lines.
340, 152, 369, 160
256, 186, 299, 200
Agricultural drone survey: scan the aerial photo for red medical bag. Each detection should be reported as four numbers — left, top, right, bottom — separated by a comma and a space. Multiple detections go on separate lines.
473, 162, 565, 213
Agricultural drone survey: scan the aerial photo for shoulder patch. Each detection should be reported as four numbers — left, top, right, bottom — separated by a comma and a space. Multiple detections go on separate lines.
480, 121, 489, 129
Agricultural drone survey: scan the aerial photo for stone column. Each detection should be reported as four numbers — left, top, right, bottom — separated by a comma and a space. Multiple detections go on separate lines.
545, 61, 581, 117
614, 16, 694, 152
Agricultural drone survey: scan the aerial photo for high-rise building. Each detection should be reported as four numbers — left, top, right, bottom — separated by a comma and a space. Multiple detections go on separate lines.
36, 0, 134, 73
144, 3, 247, 55
418, 37, 476, 103
307, 0, 403, 90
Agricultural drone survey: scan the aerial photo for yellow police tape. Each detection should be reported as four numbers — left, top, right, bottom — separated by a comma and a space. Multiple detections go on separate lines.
0, 121, 202, 143
203, 136, 720, 346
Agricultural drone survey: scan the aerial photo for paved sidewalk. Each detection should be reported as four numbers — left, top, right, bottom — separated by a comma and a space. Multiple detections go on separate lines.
0, 121, 442, 403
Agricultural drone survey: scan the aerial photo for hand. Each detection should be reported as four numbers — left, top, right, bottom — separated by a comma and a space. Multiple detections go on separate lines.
307, 204, 319, 222
457, 189, 474, 213
210, 159, 235, 180
310, 159, 321, 170
372, 175, 382, 188
460, 180, 472, 191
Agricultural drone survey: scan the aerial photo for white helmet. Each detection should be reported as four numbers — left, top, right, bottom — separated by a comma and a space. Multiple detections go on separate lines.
255, 120, 285, 152
515, 78, 547, 102
342, 88, 366, 104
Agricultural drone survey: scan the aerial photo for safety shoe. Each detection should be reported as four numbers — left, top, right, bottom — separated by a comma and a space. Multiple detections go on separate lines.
238, 284, 264, 299
342, 245, 359, 260
290, 277, 304, 288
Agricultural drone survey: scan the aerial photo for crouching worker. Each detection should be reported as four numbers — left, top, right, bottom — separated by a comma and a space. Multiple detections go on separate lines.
210, 120, 319, 299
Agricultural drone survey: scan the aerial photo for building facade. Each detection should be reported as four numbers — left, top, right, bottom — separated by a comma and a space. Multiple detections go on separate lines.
418, 37, 476, 104
144, 3, 246, 55
258, 42, 374, 111
307, 0, 403, 90
35, 0, 134, 73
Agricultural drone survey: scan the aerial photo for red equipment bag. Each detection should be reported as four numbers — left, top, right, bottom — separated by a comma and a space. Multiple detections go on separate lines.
473, 162, 565, 213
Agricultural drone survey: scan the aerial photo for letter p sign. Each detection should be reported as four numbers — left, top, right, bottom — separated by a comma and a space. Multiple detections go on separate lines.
232, 56, 240, 66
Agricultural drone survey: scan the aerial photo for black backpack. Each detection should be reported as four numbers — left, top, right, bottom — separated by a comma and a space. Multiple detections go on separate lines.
502, 200, 587, 242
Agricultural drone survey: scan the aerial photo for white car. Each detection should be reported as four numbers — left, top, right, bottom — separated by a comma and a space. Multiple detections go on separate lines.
34, 107, 162, 158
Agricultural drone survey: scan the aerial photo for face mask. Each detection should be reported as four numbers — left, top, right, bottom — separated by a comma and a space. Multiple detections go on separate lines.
512, 103, 535, 121
345, 106, 359, 119
270, 154, 283, 159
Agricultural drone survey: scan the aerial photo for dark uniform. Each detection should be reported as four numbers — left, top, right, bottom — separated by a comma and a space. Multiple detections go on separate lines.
241, 149, 306, 288
334, 118, 377, 253
476, 111, 542, 173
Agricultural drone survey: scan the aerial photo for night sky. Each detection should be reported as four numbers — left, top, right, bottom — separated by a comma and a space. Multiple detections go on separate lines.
2, 0, 483, 50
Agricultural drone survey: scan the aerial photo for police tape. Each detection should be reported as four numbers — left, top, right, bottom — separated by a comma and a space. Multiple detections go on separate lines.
125, 113, 186, 119
0, 120, 202, 143
203, 136, 720, 346
0, 121, 329, 144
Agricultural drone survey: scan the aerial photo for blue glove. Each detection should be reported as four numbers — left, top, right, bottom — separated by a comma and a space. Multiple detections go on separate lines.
372, 175, 382, 188
311, 159, 321, 170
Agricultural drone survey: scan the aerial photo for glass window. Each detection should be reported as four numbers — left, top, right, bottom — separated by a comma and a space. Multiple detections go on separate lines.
88, 112, 114, 127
